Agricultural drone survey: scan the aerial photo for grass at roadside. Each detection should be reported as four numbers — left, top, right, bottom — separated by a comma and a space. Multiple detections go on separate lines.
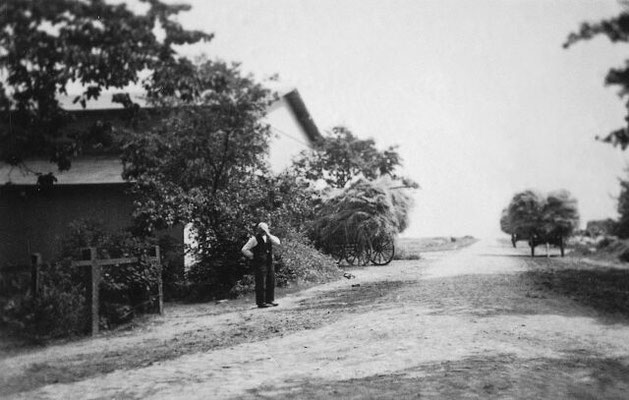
394, 236, 478, 260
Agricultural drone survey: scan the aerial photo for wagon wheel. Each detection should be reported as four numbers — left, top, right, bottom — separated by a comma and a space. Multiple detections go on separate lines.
345, 245, 371, 266
329, 244, 345, 264
370, 236, 395, 266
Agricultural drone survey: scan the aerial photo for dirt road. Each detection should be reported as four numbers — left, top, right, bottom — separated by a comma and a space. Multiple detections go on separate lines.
3, 239, 629, 399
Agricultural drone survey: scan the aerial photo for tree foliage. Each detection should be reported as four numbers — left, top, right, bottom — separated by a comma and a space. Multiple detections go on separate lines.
615, 174, 629, 238
504, 189, 580, 238
292, 126, 417, 189
0, 0, 338, 301
0, 0, 212, 171
121, 59, 275, 246
118, 58, 287, 297
564, 9, 629, 149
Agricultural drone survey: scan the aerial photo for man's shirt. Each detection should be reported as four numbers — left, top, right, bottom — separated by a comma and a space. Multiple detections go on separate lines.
241, 233, 281, 256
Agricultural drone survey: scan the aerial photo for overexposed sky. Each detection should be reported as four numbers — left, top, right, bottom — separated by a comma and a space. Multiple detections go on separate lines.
171, 0, 629, 237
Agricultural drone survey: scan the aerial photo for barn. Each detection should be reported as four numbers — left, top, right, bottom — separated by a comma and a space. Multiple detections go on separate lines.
0, 89, 321, 267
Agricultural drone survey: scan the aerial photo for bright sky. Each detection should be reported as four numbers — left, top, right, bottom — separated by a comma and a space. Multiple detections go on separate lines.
170, 0, 629, 238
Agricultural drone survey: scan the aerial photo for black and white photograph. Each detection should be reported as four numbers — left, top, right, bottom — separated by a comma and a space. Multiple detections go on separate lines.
1, 0, 629, 398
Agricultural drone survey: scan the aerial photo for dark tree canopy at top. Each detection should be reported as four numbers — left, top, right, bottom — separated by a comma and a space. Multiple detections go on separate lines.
0, 0, 212, 171
565, 9, 629, 149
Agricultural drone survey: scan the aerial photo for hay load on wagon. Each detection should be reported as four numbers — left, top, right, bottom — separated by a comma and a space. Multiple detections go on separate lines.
504, 189, 580, 256
310, 177, 413, 265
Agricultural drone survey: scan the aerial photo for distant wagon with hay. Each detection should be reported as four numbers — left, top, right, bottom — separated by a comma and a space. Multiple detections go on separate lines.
310, 178, 414, 266
318, 218, 396, 266
502, 189, 579, 257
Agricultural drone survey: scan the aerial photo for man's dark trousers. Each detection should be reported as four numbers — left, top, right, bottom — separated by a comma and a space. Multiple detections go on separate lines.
254, 261, 275, 306
252, 234, 275, 306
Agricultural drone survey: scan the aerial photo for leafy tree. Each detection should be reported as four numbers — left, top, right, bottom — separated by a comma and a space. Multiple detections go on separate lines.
0, 0, 212, 173
121, 59, 275, 251
291, 126, 417, 189
120, 59, 280, 297
615, 175, 629, 238
564, 9, 629, 149
256, 170, 322, 236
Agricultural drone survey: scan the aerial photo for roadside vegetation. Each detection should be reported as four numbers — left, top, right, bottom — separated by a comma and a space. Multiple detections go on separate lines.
557, 168, 629, 265
0, 236, 473, 398
0, 1, 417, 341
394, 236, 478, 260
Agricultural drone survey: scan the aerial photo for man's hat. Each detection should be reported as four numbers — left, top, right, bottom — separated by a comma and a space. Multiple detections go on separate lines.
257, 222, 269, 231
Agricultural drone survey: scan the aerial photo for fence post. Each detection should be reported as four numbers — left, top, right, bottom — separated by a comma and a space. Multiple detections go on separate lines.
84, 247, 100, 336
30, 253, 42, 297
154, 246, 163, 315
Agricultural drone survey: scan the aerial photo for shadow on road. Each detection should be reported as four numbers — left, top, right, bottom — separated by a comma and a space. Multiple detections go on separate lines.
478, 253, 565, 259
296, 280, 409, 312
242, 352, 629, 400
522, 266, 629, 324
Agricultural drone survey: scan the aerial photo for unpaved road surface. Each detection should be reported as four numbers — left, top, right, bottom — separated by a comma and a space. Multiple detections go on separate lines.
3, 239, 629, 399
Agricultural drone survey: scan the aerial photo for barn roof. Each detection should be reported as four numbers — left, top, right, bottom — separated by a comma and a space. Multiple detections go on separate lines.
1, 89, 320, 186
267, 89, 321, 143
57, 88, 322, 142
0, 157, 124, 186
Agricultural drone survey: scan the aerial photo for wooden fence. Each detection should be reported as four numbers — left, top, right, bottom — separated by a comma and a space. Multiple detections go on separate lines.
31, 246, 162, 336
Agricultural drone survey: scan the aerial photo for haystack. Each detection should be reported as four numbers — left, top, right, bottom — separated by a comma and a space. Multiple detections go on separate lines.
506, 189, 579, 238
310, 177, 413, 253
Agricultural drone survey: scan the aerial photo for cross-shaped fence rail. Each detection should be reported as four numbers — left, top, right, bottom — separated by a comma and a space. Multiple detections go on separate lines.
31, 246, 163, 336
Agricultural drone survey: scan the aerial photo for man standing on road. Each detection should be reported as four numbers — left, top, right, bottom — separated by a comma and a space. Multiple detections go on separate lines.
241, 222, 281, 308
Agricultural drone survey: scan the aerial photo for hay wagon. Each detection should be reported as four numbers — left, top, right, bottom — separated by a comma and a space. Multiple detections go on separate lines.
512, 229, 566, 257
528, 230, 566, 257
510, 229, 531, 248
327, 232, 396, 266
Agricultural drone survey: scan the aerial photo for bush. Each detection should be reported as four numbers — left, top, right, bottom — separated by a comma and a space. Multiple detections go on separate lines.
59, 219, 162, 328
2, 219, 164, 339
189, 229, 340, 300
229, 274, 255, 298
597, 236, 615, 250
618, 249, 629, 263
184, 257, 250, 301
2, 261, 87, 339
274, 230, 342, 286
158, 235, 185, 301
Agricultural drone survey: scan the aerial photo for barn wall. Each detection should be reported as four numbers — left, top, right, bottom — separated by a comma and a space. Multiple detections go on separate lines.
0, 184, 134, 265
265, 97, 315, 173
